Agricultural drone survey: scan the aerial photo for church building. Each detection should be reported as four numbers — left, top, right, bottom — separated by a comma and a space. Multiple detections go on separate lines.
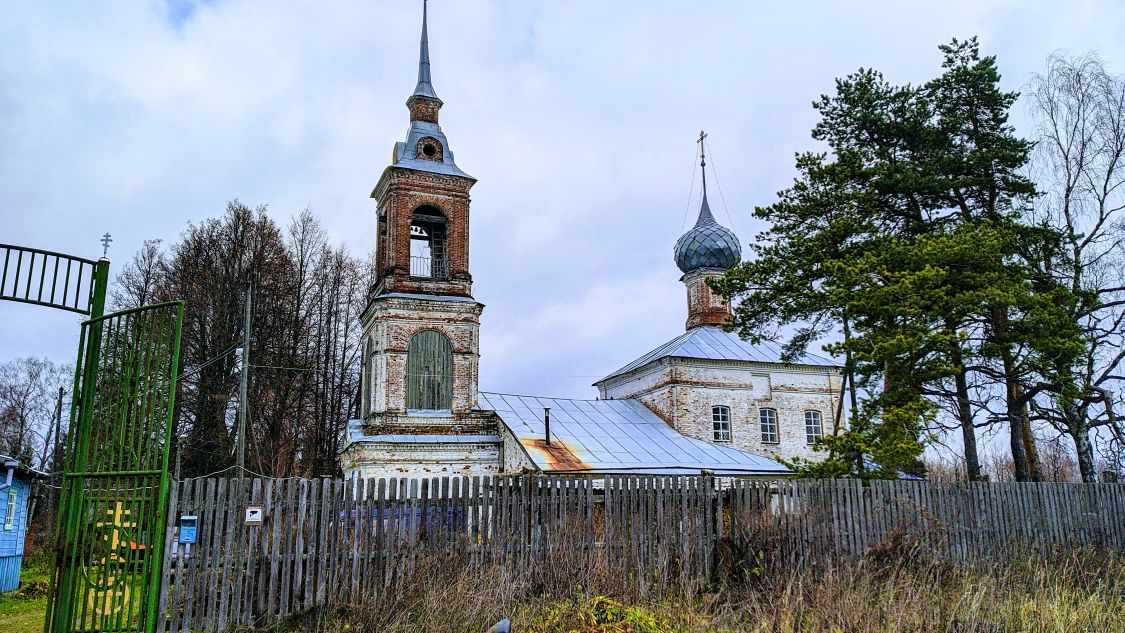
339, 4, 841, 480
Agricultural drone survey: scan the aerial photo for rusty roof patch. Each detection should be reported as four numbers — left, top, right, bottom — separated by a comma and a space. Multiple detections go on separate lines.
525, 438, 589, 472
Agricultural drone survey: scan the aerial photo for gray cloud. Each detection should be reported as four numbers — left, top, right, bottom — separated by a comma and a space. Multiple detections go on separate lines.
2, 0, 1123, 399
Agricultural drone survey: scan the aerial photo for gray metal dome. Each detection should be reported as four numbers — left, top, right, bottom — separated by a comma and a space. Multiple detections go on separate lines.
674, 193, 741, 273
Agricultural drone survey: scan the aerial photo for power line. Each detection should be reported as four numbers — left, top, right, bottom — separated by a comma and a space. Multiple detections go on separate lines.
704, 139, 741, 239
679, 145, 699, 234
176, 341, 240, 381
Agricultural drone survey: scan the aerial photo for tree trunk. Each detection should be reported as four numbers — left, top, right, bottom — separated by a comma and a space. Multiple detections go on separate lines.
946, 328, 981, 481
1060, 400, 1098, 483
994, 307, 1034, 481
1015, 391, 1042, 482
1002, 362, 1030, 481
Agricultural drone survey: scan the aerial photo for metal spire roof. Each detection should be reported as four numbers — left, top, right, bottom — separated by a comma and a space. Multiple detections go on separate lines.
412, 0, 439, 101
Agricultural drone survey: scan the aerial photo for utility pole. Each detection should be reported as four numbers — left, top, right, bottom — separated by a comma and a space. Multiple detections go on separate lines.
48, 386, 63, 519
236, 278, 252, 473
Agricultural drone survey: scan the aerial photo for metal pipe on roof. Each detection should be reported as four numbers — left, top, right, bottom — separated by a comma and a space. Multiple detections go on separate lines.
544, 407, 551, 446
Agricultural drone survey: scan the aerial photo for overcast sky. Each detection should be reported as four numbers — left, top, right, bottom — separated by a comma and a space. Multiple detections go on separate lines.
3, 0, 1125, 404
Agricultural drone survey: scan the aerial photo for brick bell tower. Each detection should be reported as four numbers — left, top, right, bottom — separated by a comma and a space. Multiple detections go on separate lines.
673, 132, 742, 329
359, 0, 487, 433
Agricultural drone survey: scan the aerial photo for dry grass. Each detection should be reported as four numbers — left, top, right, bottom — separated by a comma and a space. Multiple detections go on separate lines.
272, 533, 1125, 633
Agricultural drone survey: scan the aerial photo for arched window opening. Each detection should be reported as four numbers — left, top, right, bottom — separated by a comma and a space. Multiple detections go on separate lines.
410, 206, 448, 279
759, 408, 779, 444
407, 330, 453, 411
712, 405, 731, 442
805, 410, 823, 445
364, 336, 375, 414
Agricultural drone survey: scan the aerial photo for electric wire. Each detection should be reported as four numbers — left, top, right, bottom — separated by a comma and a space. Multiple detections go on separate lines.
704, 139, 742, 240
175, 341, 240, 381
679, 147, 699, 234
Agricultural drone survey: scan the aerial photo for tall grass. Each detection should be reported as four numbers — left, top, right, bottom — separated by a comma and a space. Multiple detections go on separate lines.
277, 533, 1125, 633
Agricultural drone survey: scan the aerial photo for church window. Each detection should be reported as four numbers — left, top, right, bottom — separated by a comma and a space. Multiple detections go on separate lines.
759, 408, 778, 444
407, 330, 453, 411
805, 411, 823, 445
409, 206, 448, 279
363, 336, 375, 414
712, 406, 731, 442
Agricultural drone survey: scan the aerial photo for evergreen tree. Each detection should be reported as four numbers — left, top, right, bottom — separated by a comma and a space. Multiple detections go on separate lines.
714, 38, 1084, 480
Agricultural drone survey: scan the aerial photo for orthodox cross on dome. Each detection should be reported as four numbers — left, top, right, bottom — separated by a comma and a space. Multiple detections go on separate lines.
697, 130, 710, 200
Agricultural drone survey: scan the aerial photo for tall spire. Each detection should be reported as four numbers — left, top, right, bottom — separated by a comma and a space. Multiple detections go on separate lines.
412, 0, 439, 101
695, 130, 716, 226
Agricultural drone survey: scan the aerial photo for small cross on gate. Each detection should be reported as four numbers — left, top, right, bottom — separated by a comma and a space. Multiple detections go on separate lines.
100, 233, 113, 257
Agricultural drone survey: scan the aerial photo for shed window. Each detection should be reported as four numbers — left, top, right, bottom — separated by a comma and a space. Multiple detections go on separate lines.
805, 410, 823, 445
409, 206, 448, 279
406, 330, 453, 411
760, 408, 779, 444
712, 406, 731, 442
4, 489, 15, 530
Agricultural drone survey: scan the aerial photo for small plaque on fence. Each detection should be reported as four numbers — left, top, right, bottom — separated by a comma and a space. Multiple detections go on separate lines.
245, 505, 264, 525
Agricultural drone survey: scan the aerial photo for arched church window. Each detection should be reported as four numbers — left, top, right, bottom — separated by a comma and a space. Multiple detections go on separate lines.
406, 329, 453, 411
712, 406, 731, 442
805, 410, 823, 445
410, 206, 448, 279
759, 408, 778, 444
363, 336, 374, 414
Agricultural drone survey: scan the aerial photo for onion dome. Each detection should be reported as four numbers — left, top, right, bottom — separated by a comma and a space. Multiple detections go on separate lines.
674, 134, 741, 273
674, 194, 741, 273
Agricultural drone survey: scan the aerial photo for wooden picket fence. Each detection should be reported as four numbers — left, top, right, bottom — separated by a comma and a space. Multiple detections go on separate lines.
157, 476, 1125, 631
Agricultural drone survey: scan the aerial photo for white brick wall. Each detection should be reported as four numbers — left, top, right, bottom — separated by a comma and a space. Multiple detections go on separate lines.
340, 441, 501, 480
598, 358, 842, 463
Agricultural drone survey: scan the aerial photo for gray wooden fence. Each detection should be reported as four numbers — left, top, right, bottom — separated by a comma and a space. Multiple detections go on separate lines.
158, 476, 1125, 631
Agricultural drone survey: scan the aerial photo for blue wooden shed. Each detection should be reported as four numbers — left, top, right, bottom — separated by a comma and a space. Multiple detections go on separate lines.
0, 455, 45, 593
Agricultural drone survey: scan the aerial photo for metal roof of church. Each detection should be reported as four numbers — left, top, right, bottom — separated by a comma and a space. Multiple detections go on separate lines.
478, 392, 789, 475
597, 325, 841, 384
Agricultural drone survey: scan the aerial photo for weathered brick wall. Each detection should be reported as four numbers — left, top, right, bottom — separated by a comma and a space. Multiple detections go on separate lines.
408, 96, 441, 124
499, 424, 535, 473
340, 440, 501, 479
361, 294, 483, 418
598, 359, 841, 463
683, 269, 732, 329
414, 136, 445, 162
372, 168, 475, 298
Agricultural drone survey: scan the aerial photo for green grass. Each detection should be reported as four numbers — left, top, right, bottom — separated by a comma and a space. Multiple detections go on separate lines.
0, 550, 50, 633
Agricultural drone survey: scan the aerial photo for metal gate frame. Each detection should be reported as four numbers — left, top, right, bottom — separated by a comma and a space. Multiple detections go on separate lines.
48, 301, 184, 632
1, 243, 183, 633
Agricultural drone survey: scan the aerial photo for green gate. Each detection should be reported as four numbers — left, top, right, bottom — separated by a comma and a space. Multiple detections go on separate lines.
47, 301, 184, 632
1, 243, 183, 633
